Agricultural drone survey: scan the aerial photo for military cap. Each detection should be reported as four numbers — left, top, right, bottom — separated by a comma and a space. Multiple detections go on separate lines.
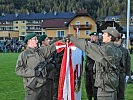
89, 32, 98, 36
24, 33, 36, 44
38, 34, 47, 43
102, 27, 119, 38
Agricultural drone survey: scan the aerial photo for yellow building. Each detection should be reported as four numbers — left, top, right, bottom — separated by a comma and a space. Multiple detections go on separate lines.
0, 11, 97, 40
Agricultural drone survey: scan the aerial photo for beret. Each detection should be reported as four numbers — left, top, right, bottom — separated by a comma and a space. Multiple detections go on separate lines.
38, 34, 47, 43
24, 33, 36, 44
90, 32, 98, 36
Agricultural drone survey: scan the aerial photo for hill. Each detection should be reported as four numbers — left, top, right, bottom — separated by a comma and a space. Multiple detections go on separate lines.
0, 0, 132, 19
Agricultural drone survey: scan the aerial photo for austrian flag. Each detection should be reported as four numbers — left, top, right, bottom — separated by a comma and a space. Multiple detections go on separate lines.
55, 41, 83, 100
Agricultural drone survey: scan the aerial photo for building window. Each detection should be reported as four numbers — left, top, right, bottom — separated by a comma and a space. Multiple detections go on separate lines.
76, 21, 80, 25
6, 27, 13, 30
22, 20, 25, 23
14, 21, 18, 24
21, 32, 25, 36
57, 31, 65, 37
14, 26, 18, 30
21, 26, 25, 30
6, 21, 12, 24
34, 20, 41, 24
86, 21, 89, 26
85, 30, 90, 35
43, 32, 46, 35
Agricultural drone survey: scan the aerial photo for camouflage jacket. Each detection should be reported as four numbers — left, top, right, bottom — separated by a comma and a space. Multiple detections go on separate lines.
119, 45, 131, 75
15, 44, 56, 91
70, 36, 122, 92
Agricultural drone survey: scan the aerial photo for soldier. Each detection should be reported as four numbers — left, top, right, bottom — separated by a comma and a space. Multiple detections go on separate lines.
114, 35, 131, 100
67, 27, 122, 100
15, 33, 57, 100
50, 37, 64, 100
38, 34, 51, 47
84, 32, 98, 100
38, 35, 63, 100
38, 34, 56, 100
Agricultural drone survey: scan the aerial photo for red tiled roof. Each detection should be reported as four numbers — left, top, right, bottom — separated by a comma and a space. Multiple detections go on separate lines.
41, 19, 71, 28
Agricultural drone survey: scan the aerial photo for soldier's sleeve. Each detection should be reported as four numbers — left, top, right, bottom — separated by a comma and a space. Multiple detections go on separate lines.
39, 43, 56, 58
70, 36, 105, 63
125, 49, 131, 76
70, 36, 86, 52
15, 52, 35, 78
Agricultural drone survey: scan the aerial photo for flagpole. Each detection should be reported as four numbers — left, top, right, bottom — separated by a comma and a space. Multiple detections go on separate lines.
126, 0, 130, 49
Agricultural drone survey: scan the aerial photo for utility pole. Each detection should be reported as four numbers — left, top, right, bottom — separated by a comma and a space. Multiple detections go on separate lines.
126, 0, 130, 49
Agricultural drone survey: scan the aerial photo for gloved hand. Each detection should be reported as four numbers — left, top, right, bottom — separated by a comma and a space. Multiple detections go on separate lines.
126, 76, 129, 83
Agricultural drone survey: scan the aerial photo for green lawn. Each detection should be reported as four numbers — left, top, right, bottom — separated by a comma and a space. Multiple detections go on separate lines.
0, 53, 133, 100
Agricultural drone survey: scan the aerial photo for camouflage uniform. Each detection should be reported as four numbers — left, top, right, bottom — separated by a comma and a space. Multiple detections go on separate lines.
16, 44, 56, 100
69, 36, 122, 100
52, 50, 64, 100
117, 45, 131, 100
41, 59, 55, 100
84, 32, 99, 100
85, 42, 98, 100
43, 50, 63, 100
85, 55, 97, 100
38, 34, 56, 100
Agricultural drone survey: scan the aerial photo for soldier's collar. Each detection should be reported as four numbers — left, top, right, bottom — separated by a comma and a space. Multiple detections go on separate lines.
27, 47, 38, 52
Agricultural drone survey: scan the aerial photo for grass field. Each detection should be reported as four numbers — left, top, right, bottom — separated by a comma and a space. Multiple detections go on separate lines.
0, 53, 133, 100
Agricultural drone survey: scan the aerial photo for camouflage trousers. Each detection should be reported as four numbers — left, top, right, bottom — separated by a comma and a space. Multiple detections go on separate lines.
97, 88, 117, 100
84, 71, 97, 100
117, 73, 126, 100
25, 79, 53, 100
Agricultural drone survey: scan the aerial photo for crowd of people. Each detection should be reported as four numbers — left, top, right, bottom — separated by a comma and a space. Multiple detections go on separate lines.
0, 39, 24, 53
15, 27, 132, 100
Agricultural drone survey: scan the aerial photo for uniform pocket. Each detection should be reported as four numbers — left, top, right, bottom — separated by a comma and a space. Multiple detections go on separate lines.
103, 72, 118, 91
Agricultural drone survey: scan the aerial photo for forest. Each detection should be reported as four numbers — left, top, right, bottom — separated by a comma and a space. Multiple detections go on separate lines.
0, 0, 132, 19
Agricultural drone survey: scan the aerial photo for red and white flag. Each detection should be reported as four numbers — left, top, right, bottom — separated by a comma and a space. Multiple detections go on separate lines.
56, 41, 83, 100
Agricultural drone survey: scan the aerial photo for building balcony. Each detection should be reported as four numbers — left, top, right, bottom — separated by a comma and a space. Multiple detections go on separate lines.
26, 23, 41, 26
26, 29, 42, 31
0, 24, 13, 26
73, 24, 92, 30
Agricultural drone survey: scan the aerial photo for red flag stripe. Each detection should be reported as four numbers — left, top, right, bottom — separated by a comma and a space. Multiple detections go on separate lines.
58, 44, 67, 100
57, 42, 75, 100
69, 49, 75, 100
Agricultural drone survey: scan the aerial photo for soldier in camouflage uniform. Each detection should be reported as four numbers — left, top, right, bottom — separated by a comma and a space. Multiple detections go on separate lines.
16, 33, 56, 100
68, 27, 122, 100
38, 36, 63, 100
38, 34, 56, 100
84, 32, 99, 100
114, 35, 131, 100
50, 37, 64, 100
52, 49, 64, 100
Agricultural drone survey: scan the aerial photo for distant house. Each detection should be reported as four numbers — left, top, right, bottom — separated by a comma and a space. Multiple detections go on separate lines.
0, 10, 97, 40
104, 15, 133, 39
97, 21, 122, 33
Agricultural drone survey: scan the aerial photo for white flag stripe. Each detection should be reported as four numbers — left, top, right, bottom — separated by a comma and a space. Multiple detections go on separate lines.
63, 43, 72, 100
56, 45, 66, 49
57, 42, 82, 100
72, 48, 82, 100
